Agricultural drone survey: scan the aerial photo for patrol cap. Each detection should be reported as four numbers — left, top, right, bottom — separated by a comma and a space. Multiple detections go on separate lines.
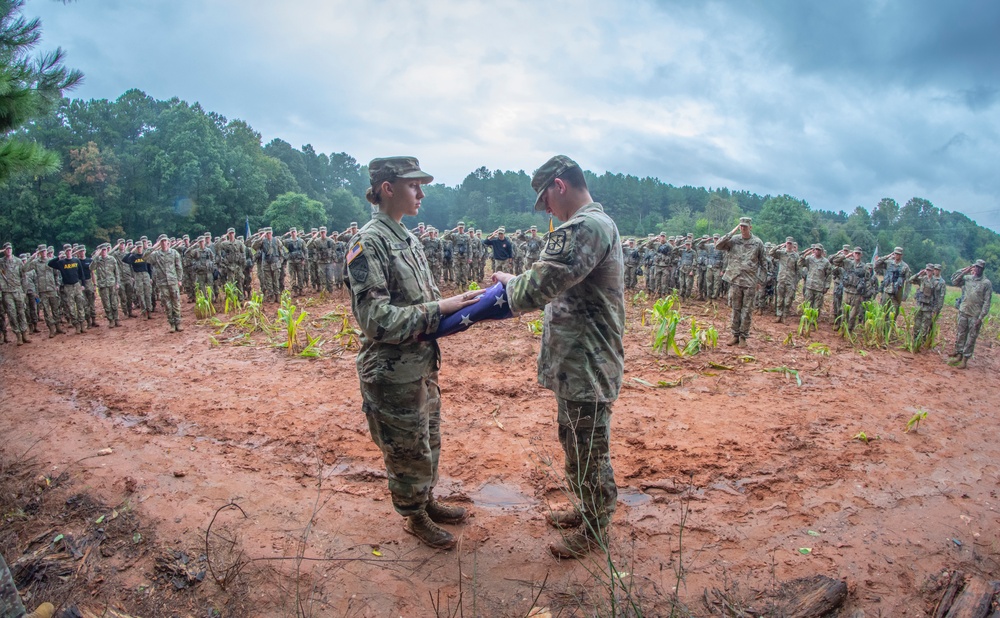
349, 222, 358, 227
815, 243, 824, 251
531, 155, 579, 211
156, 234, 169, 243
139, 235, 148, 241
116, 238, 125, 244
739, 216, 752, 226
785, 236, 795, 243
713, 233, 720, 238
1, 241, 10, 249
37, 243, 46, 251
457, 221, 465, 227
62, 243, 72, 250
893, 246, 903, 254
262, 227, 272, 233
47, 246, 54, 252
498, 227, 505, 233
925, 263, 934, 269
289, 227, 297, 233
182, 234, 190, 240
227, 227, 235, 234
933, 264, 942, 270
843, 244, 850, 251
368, 156, 433, 187
853, 246, 862, 252
319, 226, 327, 232
529, 225, 537, 230
974, 259, 986, 268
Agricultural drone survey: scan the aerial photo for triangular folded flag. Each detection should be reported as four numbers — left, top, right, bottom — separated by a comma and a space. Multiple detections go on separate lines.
421, 282, 514, 340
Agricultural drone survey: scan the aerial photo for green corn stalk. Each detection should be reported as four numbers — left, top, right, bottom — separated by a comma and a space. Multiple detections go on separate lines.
229, 291, 272, 335
807, 342, 830, 357
649, 294, 683, 355
333, 313, 361, 351
798, 301, 818, 336
194, 287, 216, 320
682, 318, 718, 356
299, 333, 326, 358
905, 409, 928, 433
223, 281, 242, 313
275, 291, 307, 355
631, 290, 648, 306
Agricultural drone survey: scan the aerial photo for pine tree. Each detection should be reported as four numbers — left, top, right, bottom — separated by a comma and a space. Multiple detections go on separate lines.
0, 0, 82, 180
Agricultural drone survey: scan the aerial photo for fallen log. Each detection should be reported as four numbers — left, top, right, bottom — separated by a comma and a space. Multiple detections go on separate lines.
943, 578, 999, 618
773, 574, 848, 618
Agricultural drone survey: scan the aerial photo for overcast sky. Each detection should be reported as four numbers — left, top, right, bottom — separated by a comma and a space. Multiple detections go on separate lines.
27, 0, 1000, 231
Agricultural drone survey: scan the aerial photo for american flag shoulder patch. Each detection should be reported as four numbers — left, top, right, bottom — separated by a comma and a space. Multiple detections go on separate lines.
346, 241, 364, 265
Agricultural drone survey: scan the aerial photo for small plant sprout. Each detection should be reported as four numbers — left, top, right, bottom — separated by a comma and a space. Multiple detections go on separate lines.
527, 312, 544, 337
807, 342, 830, 357
783, 332, 795, 347
630, 290, 648, 306
763, 366, 802, 386
905, 409, 928, 433
853, 431, 879, 444
467, 281, 481, 291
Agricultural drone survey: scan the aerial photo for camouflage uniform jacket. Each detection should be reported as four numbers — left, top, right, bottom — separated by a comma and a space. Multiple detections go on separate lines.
0, 255, 25, 294
506, 202, 625, 403
933, 276, 947, 313
284, 237, 308, 263
443, 231, 471, 261
91, 254, 122, 288
797, 253, 833, 292
31, 256, 59, 293
144, 248, 183, 286
833, 255, 868, 294
421, 237, 443, 264
185, 245, 215, 274
524, 234, 544, 263
20, 263, 36, 294
951, 271, 993, 321
254, 237, 287, 265
715, 231, 765, 288
769, 246, 799, 283
308, 236, 336, 263
347, 212, 442, 385
875, 256, 911, 295
215, 239, 245, 267
112, 248, 134, 282
908, 271, 938, 308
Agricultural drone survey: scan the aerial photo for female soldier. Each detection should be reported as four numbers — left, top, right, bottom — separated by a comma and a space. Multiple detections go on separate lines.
346, 157, 480, 549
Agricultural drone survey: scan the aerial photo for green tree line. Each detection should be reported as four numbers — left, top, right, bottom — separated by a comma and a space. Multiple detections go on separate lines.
2, 89, 999, 274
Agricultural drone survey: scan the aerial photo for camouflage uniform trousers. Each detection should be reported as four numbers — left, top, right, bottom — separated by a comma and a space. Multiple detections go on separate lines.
315, 261, 334, 293
953, 314, 983, 359
24, 292, 38, 331
558, 398, 617, 530
844, 292, 864, 331
260, 262, 282, 301
1, 551, 27, 618
454, 259, 470, 289
38, 290, 61, 328
644, 264, 656, 292
705, 267, 723, 299
242, 265, 253, 297
134, 272, 153, 313
803, 288, 825, 319
361, 375, 442, 517
309, 259, 320, 291
157, 282, 182, 328
98, 285, 120, 324
774, 278, 797, 318
832, 284, 844, 321
624, 264, 638, 290
333, 260, 347, 290
654, 268, 672, 299
881, 289, 903, 318
288, 259, 308, 295
60, 283, 87, 327
912, 304, 935, 345
442, 259, 454, 283
193, 270, 213, 300
0, 291, 27, 334
183, 268, 196, 302
83, 279, 97, 323
728, 283, 757, 339
679, 270, 696, 299
118, 278, 135, 315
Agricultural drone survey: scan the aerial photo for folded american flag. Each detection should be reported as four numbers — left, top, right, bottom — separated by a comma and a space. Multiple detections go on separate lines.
422, 282, 514, 340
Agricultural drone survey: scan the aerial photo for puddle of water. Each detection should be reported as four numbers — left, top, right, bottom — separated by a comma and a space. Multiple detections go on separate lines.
469, 483, 536, 510
618, 487, 653, 507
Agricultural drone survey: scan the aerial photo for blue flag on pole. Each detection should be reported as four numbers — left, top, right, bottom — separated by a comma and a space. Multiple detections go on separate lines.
421, 282, 514, 340
245, 216, 251, 239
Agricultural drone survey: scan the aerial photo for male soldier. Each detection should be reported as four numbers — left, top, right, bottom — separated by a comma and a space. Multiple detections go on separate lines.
443, 222, 472, 289
475, 229, 487, 281
111, 239, 136, 317
832, 247, 869, 331
524, 225, 544, 267
716, 217, 765, 345
19, 252, 39, 334
177, 235, 194, 302
798, 244, 833, 321
441, 232, 455, 284
307, 226, 336, 292
75, 245, 99, 328
932, 264, 946, 321
494, 155, 624, 559
676, 238, 697, 299
484, 228, 514, 274
144, 234, 185, 331
420, 227, 444, 283
948, 259, 992, 369
186, 234, 215, 301
652, 236, 673, 297
875, 246, 911, 317
830, 244, 851, 324
215, 228, 243, 295
253, 227, 286, 302
756, 242, 777, 314
909, 263, 940, 348
31, 245, 62, 336
335, 223, 359, 288
91, 243, 122, 327
769, 237, 799, 322
283, 228, 309, 296
623, 238, 641, 290
0, 242, 31, 345
124, 243, 154, 318
49, 245, 88, 333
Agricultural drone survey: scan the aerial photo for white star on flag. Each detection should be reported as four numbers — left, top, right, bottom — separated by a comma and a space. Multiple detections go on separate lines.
460, 314, 473, 327
494, 294, 507, 309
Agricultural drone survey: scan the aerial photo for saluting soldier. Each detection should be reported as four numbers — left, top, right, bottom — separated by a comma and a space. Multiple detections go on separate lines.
948, 259, 992, 369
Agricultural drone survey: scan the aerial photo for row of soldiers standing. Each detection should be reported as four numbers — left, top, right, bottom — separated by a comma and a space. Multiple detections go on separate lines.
412, 222, 546, 289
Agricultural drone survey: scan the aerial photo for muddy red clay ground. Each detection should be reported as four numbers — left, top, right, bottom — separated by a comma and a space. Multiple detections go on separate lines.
1, 288, 998, 617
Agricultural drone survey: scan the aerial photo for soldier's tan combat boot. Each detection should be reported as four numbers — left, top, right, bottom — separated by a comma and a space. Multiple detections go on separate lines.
175, 323, 183, 332
56, 324, 66, 334
726, 335, 740, 346
15, 332, 23, 346
547, 508, 583, 529
549, 529, 605, 560
48, 324, 57, 338
21, 331, 31, 344
957, 357, 968, 369
1, 330, 8, 343
404, 510, 456, 549
32, 323, 40, 333
114, 319, 121, 327
426, 500, 468, 524
24, 602, 55, 618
